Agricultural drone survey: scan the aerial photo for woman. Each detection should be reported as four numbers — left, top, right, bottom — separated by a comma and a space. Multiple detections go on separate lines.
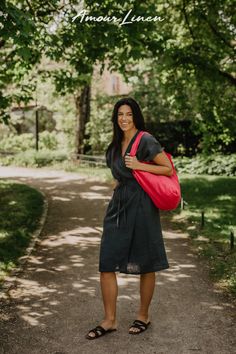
85, 97, 172, 340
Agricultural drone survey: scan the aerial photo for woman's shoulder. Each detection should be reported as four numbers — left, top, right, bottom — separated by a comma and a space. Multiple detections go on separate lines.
136, 131, 164, 160
139, 131, 162, 147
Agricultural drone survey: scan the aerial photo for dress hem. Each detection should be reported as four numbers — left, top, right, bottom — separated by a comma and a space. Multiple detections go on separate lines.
99, 263, 170, 274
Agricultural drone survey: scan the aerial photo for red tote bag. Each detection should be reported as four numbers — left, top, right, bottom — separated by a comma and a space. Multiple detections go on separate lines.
129, 131, 181, 211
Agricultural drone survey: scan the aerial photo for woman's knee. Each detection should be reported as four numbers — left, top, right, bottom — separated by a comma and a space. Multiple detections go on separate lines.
100, 271, 116, 276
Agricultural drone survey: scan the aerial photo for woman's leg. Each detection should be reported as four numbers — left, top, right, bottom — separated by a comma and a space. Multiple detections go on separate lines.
87, 271, 118, 338
129, 271, 156, 333
100, 271, 118, 322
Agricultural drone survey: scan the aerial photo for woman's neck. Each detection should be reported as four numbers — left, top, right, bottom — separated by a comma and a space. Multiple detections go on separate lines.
122, 128, 138, 142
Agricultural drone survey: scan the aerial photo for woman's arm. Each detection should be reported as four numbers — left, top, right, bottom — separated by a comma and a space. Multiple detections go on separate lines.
125, 152, 173, 176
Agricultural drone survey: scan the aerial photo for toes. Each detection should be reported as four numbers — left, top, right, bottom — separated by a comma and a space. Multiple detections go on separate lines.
88, 332, 95, 338
129, 326, 140, 333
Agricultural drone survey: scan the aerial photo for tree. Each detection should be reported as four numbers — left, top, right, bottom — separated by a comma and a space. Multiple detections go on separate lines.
0, 0, 63, 122
120, 0, 236, 153
2, 1, 235, 154
1, 1, 167, 154
41, 0, 167, 154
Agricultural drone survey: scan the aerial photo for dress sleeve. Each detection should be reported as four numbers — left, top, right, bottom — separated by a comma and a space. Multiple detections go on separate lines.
136, 133, 164, 161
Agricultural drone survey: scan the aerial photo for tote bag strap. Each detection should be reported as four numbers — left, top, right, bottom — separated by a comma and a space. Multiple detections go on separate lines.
130, 130, 178, 178
130, 131, 150, 156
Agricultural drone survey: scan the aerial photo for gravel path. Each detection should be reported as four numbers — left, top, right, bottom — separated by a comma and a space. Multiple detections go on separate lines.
0, 166, 235, 354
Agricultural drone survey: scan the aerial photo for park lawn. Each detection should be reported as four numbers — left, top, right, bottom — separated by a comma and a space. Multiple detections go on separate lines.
58, 164, 236, 296
51, 160, 112, 182
168, 174, 236, 297
0, 180, 44, 288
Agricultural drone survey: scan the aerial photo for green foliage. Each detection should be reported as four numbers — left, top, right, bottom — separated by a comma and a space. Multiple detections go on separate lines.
0, 149, 67, 167
174, 154, 236, 176
1, 0, 235, 155
129, 57, 235, 153
170, 174, 236, 296
0, 0, 44, 120
0, 131, 60, 152
0, 133, 35, 152
85, 94, 117, 154
124, 1, 236, 153
146, 120, 201, 156
0, 180, 44, 284
29, 73, 77, 153
39, 131, 58, 150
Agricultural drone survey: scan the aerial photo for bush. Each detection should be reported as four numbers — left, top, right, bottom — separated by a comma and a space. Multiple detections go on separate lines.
0, 150, 68, 167
174, 153, 236, 176
0, 181, 44, 285
38, 131, 59, 150
0, 133, 35, 152
0, 131, 60, 152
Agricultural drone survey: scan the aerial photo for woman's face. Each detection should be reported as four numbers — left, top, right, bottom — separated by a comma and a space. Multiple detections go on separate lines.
117, 104, 136, 132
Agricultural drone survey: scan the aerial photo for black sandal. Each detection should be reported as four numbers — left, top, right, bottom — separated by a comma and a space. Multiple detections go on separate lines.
129, 319, 151, 335
85, 325, 117, 340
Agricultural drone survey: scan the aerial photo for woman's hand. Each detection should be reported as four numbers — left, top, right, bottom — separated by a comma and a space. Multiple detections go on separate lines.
124, 151, 173, 176
124, 153, 141, 170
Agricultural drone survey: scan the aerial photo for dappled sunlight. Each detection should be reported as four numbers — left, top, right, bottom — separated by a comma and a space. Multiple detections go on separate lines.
90, 185, 110, 191
68, 227, 101, 236
72, 281, 96, 295
79, 191, 110, 200
9, 277, 57, 297
163, 230, 189, 239
200, 301, 225, 311
216, 195, 232, 201
51, 196, 71, 201
17, 304, 54, 326
40, 230, 101, 248
69, 216, 85, 220
0, 166, 235, 354
25, 255, 44, 265
117, 294, 133, 300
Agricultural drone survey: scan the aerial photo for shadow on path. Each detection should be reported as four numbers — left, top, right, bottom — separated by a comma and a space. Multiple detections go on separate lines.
0, 167, 235, 354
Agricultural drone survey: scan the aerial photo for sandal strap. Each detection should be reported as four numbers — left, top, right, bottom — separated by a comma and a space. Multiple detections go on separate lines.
94, 325, 106, 334
130, 323, 145, 330
133, 320, 148, 328
88, 325, 106, 337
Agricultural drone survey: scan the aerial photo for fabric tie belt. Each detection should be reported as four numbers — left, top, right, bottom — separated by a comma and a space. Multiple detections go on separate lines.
113, 180, 127, 228
113, 179, 140, 228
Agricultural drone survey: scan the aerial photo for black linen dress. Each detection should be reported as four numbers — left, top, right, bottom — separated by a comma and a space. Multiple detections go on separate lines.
99, 129, 170, 274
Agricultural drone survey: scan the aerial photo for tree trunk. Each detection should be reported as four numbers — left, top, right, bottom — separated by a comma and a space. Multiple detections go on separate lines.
75, 84, 91, 157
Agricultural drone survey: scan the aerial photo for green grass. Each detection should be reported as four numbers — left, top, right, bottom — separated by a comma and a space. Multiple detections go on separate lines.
24, 163, 236, 297
54, 163, 236, 297
0, 180, 44, 287
48, 160, 113, 182
1, 162, 235, 298
165, 174, 236, 297
178, 174, 235, 238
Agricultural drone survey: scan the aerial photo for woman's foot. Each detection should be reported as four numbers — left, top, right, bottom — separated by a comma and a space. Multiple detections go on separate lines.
86, 319, 117, 339
129, 316, 150, 334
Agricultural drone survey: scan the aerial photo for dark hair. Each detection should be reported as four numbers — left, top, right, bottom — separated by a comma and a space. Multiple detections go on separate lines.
105, 97, 146, 163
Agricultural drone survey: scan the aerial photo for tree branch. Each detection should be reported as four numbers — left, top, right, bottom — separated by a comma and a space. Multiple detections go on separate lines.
173, 51, 236, 86
182, 0, 195, 40
201, 13, 236, 51
218, 69, 236, 86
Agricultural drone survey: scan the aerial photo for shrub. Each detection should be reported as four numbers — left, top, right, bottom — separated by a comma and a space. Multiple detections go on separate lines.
0, 133, 35, 152
174, 153, 236, 176
39, 131, 58, 150
0, 131, 60, 152
0, 150, 68, 167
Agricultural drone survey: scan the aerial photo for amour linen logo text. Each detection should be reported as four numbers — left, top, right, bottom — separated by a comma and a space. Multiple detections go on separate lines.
72, 9, 164, 26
